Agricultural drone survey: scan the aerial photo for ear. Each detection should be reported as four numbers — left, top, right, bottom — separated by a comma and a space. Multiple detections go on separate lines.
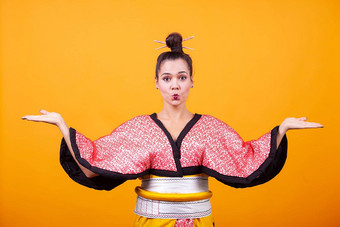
155, 77, 159, 87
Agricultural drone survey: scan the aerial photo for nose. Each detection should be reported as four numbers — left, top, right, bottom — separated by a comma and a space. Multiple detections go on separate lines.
171, 78, 180, 90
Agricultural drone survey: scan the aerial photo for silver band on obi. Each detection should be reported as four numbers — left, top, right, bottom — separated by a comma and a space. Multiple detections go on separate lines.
134, 196, 211, 219
134, 175, 212, 219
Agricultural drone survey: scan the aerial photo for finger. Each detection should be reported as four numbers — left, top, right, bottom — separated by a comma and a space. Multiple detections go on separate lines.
22, 115, 47, 122
40, 109, 49, 115
297, 117, 307, 121
308, 122, 324, 128
298, 122, 324, 128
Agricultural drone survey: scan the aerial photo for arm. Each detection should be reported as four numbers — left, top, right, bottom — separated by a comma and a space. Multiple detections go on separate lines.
24, 109, 151, 191
57, 118, 99, 178
276, 126, 286, 150
201, 115, 288, 188
201, 115, 323, 188
22, 110, 98, 178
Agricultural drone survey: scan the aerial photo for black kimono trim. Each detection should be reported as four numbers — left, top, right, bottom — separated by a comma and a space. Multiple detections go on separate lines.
202, 125, 288, 188
149, 113, 202, 177
60, 137, 126, 191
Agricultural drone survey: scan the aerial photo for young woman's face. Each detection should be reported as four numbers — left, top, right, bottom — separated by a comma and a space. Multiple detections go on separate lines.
155, 58, 193, 107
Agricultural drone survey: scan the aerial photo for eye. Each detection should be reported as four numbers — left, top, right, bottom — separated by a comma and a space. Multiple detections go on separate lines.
179, 75, 187, 80
162, 77, 170, 82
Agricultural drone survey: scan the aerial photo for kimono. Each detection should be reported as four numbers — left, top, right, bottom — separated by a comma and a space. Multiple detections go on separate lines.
59, 113, 288, 226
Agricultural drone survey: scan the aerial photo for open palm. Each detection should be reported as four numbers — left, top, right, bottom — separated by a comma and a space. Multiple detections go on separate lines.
22, 110, 64, 126
281, 117, 323, 133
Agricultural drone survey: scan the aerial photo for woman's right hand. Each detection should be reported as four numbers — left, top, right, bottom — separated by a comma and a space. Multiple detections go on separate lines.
22, 109, 66, 127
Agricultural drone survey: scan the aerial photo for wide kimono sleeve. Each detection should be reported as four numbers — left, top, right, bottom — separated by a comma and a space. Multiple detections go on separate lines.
201, 116, 288, 188
60, 115, 152, 191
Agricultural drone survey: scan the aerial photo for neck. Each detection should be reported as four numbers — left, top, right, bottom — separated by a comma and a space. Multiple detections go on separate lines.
158, 102, 193, 121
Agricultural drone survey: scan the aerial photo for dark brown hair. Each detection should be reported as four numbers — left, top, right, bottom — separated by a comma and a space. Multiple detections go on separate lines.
155, 32, 193, 79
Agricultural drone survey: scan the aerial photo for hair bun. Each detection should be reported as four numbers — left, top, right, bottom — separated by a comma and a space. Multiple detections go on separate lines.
166, 32, 183, 53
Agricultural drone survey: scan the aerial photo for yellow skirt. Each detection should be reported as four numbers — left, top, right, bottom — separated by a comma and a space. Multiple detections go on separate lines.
134, 214, 215, 227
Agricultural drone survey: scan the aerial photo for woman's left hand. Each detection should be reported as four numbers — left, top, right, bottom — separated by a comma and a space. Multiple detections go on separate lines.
279, 117, 324, 134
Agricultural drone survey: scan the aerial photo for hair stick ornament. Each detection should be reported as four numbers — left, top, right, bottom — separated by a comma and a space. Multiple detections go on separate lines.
183, 46, 194, 50
154, 35, 195, 50
154, 40, 166, 44
183, 36, 194, 41
155, 45, 167, 50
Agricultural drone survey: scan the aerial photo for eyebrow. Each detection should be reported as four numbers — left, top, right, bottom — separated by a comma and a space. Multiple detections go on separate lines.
160, 71, 188, 76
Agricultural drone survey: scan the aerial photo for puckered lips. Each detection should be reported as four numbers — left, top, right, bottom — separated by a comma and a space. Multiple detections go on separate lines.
172, 93, 179, 100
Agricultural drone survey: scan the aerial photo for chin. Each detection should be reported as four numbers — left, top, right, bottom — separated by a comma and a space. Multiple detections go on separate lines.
166, 100, 182, 106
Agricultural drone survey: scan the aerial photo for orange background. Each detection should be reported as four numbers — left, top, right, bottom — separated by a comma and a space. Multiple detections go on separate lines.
1, 0, 339, 226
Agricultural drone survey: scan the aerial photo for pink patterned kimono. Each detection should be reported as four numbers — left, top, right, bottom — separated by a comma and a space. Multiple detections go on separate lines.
60, 113, 288, 225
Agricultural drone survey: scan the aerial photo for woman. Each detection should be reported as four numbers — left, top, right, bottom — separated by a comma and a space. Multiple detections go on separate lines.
22, 32, 323, 226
